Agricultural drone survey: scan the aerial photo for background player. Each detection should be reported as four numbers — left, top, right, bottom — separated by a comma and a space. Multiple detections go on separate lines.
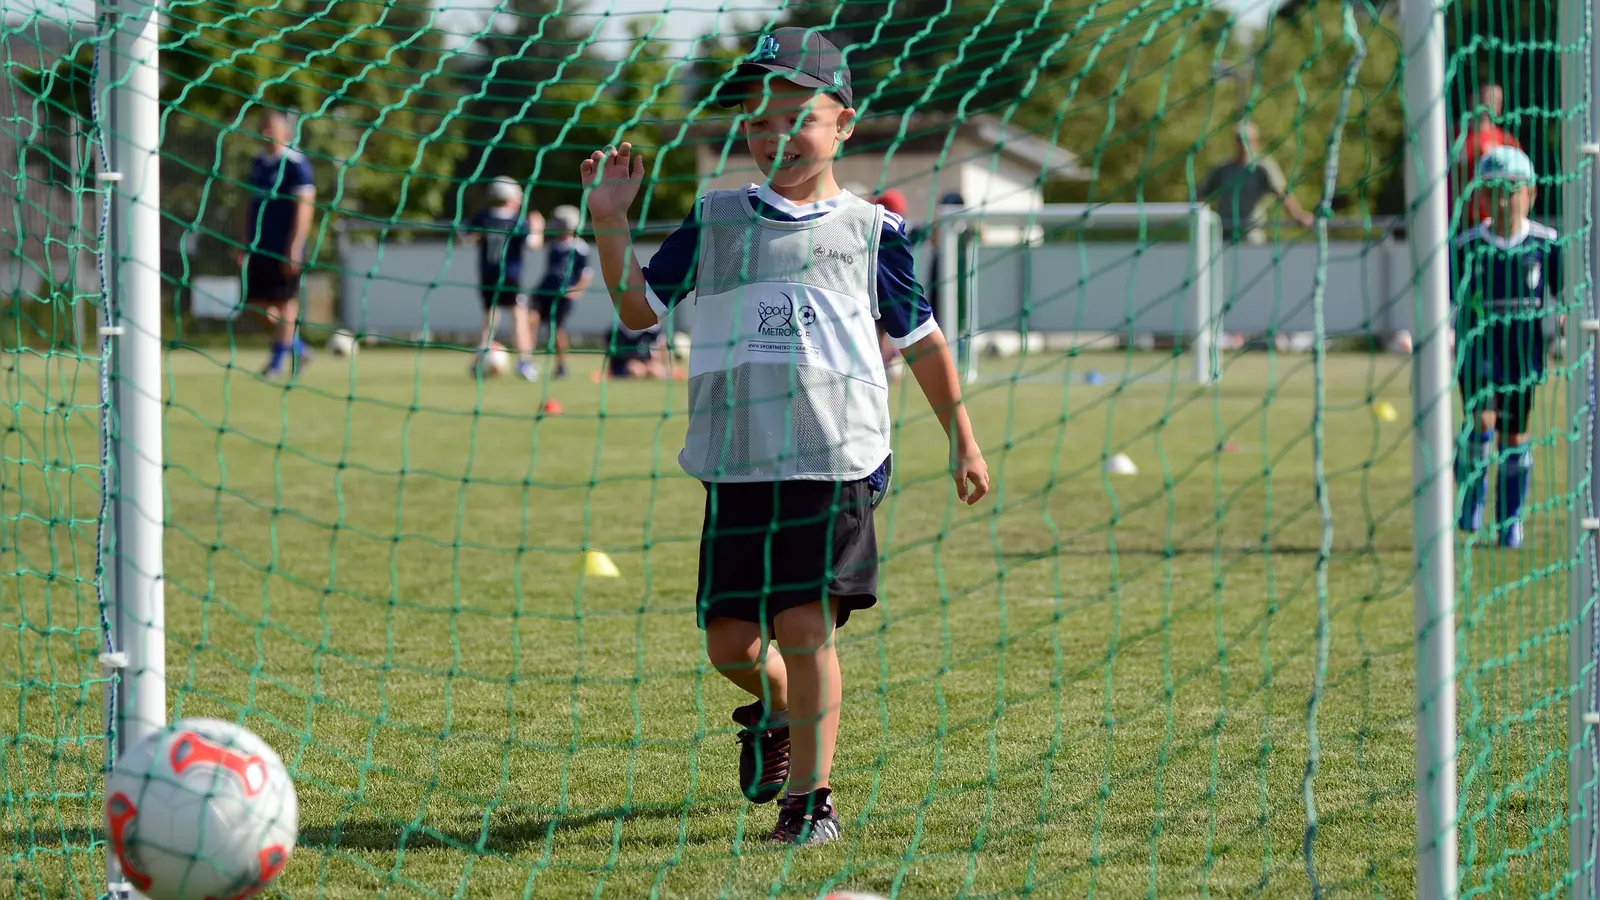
531, 205, 591, 379
463, 177, 542, 382
1452, 145, 1560, 549
1452, 81, 1522, 228
239, 109, 315, 380
600, 320, 672, 380
581, 28, 989, 847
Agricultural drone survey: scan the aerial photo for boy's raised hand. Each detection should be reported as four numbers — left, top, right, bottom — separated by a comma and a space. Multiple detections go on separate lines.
581, 143, 645, 222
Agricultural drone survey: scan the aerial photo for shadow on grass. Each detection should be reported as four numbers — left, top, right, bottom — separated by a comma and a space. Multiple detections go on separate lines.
7, 802, 727, 858
299, 802, 714, 855
1002, 542, 1411, 561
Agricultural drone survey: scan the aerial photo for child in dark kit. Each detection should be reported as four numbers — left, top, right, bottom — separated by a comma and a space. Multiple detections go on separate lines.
1452, 145, 1562, 549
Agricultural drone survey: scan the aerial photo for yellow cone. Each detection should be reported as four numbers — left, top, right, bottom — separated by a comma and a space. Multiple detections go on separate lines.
581, 550, 621, 578
1373, 401, 1399, 423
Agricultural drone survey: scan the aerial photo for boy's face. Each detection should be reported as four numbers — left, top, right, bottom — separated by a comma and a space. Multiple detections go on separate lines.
740, 83, 855, 189
1490, 180, 1535, 219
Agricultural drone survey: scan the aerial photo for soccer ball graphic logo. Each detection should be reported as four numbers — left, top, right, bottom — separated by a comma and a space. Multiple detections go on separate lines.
106, 719, 298, 900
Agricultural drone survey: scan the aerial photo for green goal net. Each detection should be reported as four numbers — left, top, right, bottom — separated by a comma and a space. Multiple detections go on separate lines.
2, 0, 1595, 897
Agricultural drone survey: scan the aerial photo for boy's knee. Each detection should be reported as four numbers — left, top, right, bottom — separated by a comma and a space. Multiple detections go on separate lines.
705, 618, 763, 668
774, 603, 835, 655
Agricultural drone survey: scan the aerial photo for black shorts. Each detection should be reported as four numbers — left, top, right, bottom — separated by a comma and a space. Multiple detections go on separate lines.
608, 328, 656, 362
480, 287, 528, 311
697, 479, 878, 630
243, 255, 301, 304
533, 291, 574, 326
1457, 321, 1545, 434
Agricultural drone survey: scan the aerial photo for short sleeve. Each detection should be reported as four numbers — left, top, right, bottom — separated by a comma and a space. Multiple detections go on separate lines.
575, 241, 592, 275
466, 210, 487, 230
877, 216, 938, 349
641, 202, 702, 318
1259, 158, 1287, 195
290, 154, 314, 195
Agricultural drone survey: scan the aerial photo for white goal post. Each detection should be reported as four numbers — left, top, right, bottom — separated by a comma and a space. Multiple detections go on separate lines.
933, 202, 1225, 386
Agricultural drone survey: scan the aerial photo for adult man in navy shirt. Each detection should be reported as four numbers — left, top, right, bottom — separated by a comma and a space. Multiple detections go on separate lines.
239, 110, 315, 379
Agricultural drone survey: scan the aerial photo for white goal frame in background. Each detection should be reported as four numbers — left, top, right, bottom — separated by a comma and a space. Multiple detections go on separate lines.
933, 202, 1225, 387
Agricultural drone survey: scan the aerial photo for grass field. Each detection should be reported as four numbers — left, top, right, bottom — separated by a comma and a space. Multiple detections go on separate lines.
0, 346, 1583, 898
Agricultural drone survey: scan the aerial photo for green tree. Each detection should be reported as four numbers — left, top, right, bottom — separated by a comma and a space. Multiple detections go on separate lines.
581, 21, 700, 223
777, 0, 1236, 205
444, 0, 591, 221
161, 0, 470, 224
1241, 0, 1406, 218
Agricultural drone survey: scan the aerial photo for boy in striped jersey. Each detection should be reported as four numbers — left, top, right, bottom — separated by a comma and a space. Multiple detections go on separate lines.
1452, 146, 1562, 548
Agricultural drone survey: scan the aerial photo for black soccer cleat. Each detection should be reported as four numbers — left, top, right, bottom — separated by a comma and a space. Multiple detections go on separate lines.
770, 788, 841, 846
733, 701, 790, 804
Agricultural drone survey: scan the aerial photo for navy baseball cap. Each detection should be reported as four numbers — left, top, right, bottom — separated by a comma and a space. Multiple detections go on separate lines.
717, 28, 853, 109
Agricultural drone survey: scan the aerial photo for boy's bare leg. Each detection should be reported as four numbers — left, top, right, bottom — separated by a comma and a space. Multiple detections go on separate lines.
706, 617, 788, 710
513, 306, 535, 360
709, 616, 793, 804
555, 326, 571, 373
773, 601, 839, 794
275, 299, 299, 347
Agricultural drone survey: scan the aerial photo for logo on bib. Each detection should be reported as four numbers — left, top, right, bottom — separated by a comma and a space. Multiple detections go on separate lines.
756, 295, 815, 338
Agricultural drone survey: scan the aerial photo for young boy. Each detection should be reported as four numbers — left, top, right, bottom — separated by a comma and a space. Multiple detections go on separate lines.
580, 27, 989, 845
1452, 145, 1561, 549
531, 205, 592, 379
602, 320, 671, 380
463, 177, 542, 382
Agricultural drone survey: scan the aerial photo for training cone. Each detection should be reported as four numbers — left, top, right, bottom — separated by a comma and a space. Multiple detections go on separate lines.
581, 550, 620, 578
542, 399, 564, 415
1373, 401, 1398, 423
1105, 452, 1138, 476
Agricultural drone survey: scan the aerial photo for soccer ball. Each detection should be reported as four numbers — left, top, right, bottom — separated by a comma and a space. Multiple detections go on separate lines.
472, 342, 511, 378
325, 330, 358, 357
105, 719, 298, 900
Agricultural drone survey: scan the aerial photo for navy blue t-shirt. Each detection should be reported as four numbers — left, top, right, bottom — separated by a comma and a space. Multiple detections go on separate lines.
1451, 219, 1562, 378
468, 209, 531, 287
640, 184, 937, 349
246, 149, 314, 255
537, 237, 591, 297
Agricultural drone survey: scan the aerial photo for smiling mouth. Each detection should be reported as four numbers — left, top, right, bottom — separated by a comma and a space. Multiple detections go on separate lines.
768, 152, 801, 166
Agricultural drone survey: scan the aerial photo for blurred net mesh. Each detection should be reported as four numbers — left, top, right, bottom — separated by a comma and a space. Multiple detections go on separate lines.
0, 0, 1594, 896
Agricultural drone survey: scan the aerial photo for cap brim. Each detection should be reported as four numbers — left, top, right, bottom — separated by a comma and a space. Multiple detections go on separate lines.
715, 63, 836, 108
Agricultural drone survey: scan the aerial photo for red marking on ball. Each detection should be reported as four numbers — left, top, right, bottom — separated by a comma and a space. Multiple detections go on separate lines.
170, 732, 269, 798
106, 792, 152, 891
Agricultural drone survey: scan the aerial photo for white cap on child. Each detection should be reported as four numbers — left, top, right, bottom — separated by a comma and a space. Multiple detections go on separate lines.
488, 176, 521, 204
551, 204, 581, 230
